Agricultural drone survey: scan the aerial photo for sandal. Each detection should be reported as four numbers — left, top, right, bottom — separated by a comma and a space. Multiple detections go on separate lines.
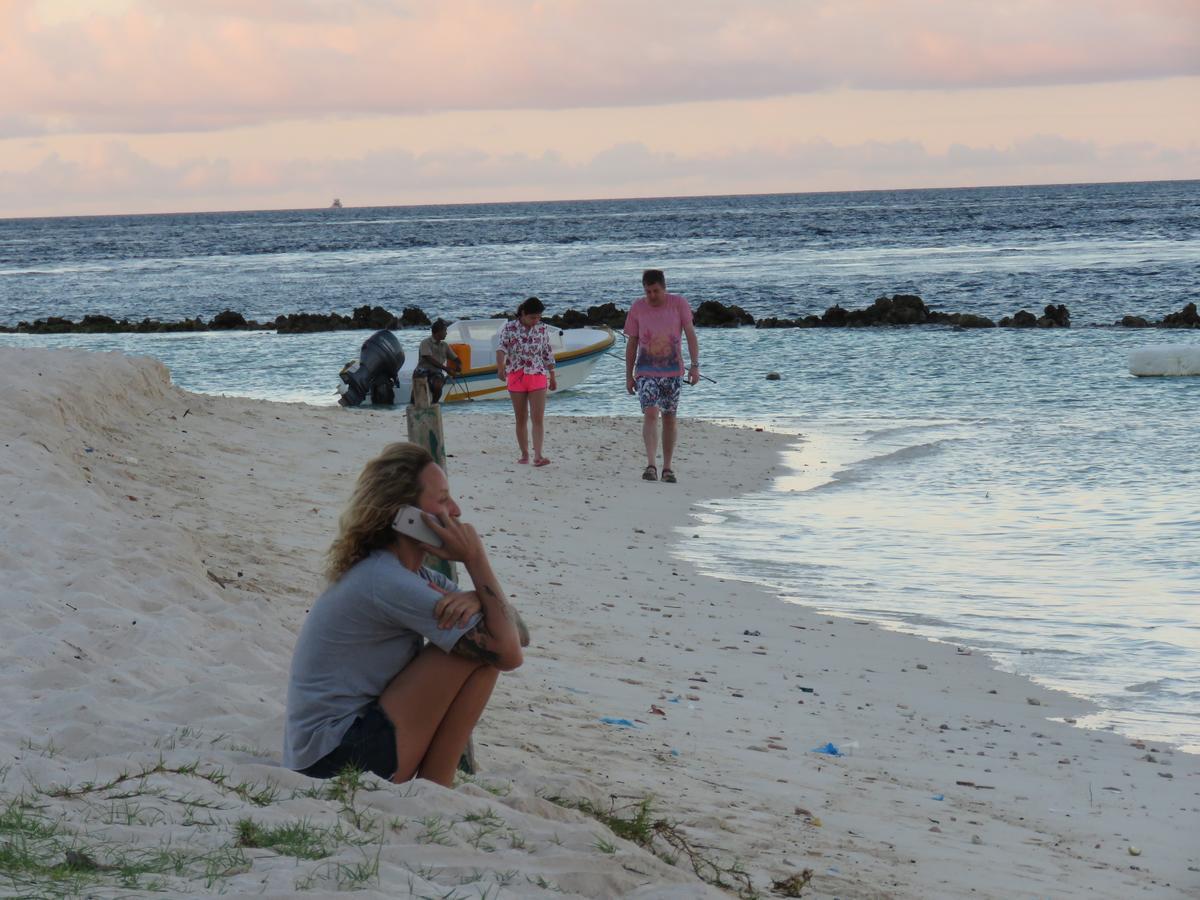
642, 464, 658, 482
661, 468, 677, 484
534, 457, 551, 467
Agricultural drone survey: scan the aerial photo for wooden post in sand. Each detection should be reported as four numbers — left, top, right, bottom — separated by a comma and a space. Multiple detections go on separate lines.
406, 376, 454, 583
406, 374, 476, 775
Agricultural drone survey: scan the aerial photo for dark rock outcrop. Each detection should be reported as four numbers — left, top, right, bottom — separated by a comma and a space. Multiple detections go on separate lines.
1161, 302, 1200, 328
1117, 315, 1152, 328
13, 315, 213, 334
820, 305, 849, 327
999, 310, 1039, 328
755, 316, 808, 328
753, 295, 992, 329
585, 302, 629, 329
944, 313, 996, 328
274, 312, 347, 333
859, 294, 929, 325
1038, 304, 1071, 328
543, 302, 627, 330
275, 305, 412, 333
1114, 303, 1199, 328
352, 305, 400, 329
20, 316, 79, 333
999, 305, 1069, 328
548, 308, 589, 329
211, 309, 247, 329
693, 300, 754, 327
398, 306, 431, 327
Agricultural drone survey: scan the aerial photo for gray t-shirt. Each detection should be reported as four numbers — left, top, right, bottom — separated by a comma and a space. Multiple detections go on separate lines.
418, 337, 458, 369
282, 549, 479, 771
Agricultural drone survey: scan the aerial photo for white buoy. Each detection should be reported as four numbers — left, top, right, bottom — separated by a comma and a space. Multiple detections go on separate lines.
1128, 345, 1200, 377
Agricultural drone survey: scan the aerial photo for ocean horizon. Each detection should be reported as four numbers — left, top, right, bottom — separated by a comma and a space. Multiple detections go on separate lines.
5, 175, 1195, 222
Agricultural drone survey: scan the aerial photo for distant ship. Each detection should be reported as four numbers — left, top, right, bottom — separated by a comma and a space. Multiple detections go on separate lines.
330, 198, 343, 209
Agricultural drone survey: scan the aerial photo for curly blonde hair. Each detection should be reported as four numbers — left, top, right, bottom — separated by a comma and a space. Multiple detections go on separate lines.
325, 442, 435, 582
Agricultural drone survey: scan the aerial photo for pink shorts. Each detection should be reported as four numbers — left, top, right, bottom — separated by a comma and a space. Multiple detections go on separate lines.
506, 371, 549, 393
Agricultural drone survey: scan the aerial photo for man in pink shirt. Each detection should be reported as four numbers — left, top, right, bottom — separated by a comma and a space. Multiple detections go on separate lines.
623, 269, 701, 483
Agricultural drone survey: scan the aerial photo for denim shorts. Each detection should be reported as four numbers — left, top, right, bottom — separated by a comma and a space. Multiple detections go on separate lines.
299, 702, 397, 781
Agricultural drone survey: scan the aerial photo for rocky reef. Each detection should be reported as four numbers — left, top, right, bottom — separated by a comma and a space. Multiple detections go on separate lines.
1, 305, 432, 335
1115, 302, 1200, 329
4, 297, 1196, 334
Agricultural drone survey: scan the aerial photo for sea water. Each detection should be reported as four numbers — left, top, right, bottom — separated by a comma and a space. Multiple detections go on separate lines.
2, 181, 1198, 751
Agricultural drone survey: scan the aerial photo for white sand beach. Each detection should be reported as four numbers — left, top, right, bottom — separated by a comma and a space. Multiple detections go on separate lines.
1, 346, 1197, 898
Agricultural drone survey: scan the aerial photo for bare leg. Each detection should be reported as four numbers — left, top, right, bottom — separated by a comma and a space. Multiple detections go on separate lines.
529, 389, 548, 462
418, 666, 498, 785
662, 412, 678, 472
509, 392, 530, 461
378, 645, 499, 786
642, 407, 659, 468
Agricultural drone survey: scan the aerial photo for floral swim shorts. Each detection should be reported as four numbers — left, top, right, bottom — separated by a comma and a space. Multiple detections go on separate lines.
635, 375, 682, 414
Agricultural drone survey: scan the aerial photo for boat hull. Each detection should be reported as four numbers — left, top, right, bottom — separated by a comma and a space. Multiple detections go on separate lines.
398, 324, 615, 403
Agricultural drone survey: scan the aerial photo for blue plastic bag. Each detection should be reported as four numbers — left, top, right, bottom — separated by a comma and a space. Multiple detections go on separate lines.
811, 742, 842, 756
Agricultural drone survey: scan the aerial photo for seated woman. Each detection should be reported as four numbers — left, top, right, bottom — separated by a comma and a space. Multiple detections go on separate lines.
283, 442, 527, 786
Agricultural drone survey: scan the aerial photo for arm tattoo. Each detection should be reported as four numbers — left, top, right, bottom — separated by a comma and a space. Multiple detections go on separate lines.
482, 583, 531, 647
450, 622, 501, 666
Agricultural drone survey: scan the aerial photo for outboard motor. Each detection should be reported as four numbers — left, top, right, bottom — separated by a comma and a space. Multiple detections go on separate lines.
338, 330, 404, 407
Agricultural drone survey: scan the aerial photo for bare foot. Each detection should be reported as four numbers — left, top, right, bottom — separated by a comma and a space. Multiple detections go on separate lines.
517, 456, 529, 464
533, 457, 551, 467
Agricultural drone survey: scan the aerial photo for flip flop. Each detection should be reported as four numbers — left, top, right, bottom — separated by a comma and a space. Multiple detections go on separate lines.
661, 468, 677, 483
534, 457, 551, 467
642, 464, 657, 481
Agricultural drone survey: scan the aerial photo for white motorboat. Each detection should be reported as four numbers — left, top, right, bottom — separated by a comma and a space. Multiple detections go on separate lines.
398, 319, 616, 402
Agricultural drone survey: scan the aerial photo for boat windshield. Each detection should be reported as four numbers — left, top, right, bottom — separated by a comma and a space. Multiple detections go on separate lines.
447, 318, 598, 352
448, 320, 506, 346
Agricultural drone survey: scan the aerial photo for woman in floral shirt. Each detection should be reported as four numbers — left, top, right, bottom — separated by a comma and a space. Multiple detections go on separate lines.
496, 297, 557, 466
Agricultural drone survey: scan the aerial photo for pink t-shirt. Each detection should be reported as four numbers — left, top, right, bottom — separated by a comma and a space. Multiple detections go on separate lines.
623, 293, 694, 378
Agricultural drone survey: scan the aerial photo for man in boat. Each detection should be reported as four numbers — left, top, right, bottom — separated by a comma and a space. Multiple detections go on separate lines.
412, 320, 462, 404
623, 270, 701, 484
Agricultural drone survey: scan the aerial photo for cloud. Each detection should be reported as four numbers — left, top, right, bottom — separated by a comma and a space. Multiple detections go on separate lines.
947, 135, 1099, 168
3, 135, 1196, 217
2, 0, 1198, 136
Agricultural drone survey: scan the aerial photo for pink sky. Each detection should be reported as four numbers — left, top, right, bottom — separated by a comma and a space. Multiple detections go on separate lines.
1, 0, 1198, 216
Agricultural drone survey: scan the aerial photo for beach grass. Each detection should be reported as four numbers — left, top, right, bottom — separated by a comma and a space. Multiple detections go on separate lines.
540, 792, 810, 898
234, 817, 340, 859
0, 756, 399, 896
0, 788, 257, 897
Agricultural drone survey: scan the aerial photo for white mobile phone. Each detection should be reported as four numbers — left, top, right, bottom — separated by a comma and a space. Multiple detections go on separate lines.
392, 506, 444, 547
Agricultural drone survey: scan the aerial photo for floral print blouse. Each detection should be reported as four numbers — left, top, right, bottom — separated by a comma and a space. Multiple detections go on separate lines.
497, 320, 555, 376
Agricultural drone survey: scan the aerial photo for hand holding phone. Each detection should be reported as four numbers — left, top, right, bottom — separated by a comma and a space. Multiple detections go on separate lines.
392, 506, 444, 548
394, 506, 486, 564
